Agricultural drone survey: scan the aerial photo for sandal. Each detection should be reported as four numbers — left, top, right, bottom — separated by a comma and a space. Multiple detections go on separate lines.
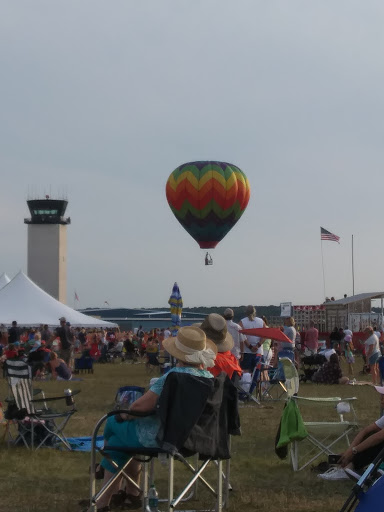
110, 490, 127, 508
109, 490, 142, 510
121, 493, 143, 510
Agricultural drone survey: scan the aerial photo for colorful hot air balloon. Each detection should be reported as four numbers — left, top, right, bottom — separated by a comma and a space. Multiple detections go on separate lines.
166, 161, 250, 250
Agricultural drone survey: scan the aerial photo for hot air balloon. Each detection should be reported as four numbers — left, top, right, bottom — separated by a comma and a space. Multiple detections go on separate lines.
166, 161, 250, 264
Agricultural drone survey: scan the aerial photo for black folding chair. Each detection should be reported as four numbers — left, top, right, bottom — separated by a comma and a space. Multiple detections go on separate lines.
90, 372, 240, 512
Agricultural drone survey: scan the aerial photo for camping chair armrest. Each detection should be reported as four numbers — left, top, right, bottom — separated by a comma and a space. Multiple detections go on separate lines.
293, 396, 357, 403
106, 409, 156, 419
31, 389, 81, 403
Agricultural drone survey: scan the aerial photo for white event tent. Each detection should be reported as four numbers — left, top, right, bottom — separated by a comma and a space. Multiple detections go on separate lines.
0, 271, 118, 328
0, 272, 10, 290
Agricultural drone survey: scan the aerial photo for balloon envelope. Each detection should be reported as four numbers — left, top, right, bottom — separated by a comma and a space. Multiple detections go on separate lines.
166, 161, 250, 249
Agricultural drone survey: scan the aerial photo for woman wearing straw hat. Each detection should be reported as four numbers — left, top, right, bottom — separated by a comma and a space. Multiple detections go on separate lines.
94, 327, 217, 512
196, 313, 242, 381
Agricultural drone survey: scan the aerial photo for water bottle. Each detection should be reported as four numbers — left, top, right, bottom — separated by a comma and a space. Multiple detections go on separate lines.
64, 389, 74, 406
148, 484, 158, 512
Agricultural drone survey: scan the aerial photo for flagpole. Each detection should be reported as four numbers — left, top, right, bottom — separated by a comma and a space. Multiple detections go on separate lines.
321, 235, 326, 300
352, 234, 355, 296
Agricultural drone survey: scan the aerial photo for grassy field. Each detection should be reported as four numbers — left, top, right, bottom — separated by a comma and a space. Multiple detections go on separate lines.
0, 357, 380, 512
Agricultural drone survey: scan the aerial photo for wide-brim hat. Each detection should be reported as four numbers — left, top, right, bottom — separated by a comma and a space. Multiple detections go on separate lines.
194, 313, 234, 353
163, 326, 217, 363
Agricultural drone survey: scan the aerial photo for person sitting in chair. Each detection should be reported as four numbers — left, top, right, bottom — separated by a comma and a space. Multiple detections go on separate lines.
93, 327, 217, 512
319, 386, 384, 480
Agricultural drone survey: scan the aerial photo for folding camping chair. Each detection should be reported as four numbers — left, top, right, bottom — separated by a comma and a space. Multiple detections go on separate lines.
89, 372, 240, 512
4, 359, 80, 450
257, 365, 290, 402
339, 445, 384, 512
114, 386, 145, 410
74, 354, 94, 374
278, 358, 359, 471
237, 358, 261, 405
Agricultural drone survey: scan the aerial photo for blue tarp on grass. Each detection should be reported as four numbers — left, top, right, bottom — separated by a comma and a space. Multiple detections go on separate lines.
65, 436, 104, 452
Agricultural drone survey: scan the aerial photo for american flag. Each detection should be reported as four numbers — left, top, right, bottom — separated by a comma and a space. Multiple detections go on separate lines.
321, 227, 340, 243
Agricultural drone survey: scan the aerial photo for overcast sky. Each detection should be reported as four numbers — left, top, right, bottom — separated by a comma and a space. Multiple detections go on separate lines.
1, 1, 384, 309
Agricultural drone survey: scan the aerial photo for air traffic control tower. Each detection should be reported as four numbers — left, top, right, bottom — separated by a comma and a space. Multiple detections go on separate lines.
24, 198, 70, 303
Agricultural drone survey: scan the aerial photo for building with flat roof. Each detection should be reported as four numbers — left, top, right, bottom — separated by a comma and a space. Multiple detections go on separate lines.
324, 292, 384, 331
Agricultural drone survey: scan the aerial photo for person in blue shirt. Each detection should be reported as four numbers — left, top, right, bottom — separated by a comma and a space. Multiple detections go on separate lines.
95, 326, 217, 512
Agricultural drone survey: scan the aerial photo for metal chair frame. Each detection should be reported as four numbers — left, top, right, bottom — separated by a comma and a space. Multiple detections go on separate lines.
276, 358, 359, 471
90, 410, 229, 512
4, 360, 79, 450
339, 445, 384, 512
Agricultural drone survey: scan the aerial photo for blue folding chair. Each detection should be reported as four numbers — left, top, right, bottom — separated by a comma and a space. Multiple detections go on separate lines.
115, 386, 145, 409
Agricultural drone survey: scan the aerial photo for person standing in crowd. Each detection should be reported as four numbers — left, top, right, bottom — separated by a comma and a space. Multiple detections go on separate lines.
54, 317, 74, 368
239, 305, 265, 372
78, 327, 87, 346
344, 334, 355, 378
304, 321, 319, 355
223, 308, 244, 361
136, 325, 144, 341
330, 326, 342, 351
0, 323, 8, 345
260, 316, 273, 367
163, 326, 171, 339
276, 316, 296, 363
344, 325, 353, 339
365, 326, 381, 385
373, 325, 382, 347
8, 321, 21, 344
40, 324, 52, 343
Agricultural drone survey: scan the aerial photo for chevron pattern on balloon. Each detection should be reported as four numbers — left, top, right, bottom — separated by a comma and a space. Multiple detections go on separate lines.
166, 161, 250, 249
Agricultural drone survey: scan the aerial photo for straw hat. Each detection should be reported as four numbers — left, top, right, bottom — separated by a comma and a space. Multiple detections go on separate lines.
163, 326, 217, 368
194, 313, 234, 353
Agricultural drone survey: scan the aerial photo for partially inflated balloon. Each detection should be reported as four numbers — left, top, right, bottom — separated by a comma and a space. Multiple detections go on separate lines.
166, 161, 250, 249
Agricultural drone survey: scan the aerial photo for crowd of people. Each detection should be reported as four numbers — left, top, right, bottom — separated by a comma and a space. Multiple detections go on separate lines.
1, 310, 383, 388
2, 309, 384, 506
0, 318, 181, 380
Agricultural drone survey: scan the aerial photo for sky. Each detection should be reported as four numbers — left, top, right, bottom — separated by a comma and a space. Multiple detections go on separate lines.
1, 1, 384, 309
